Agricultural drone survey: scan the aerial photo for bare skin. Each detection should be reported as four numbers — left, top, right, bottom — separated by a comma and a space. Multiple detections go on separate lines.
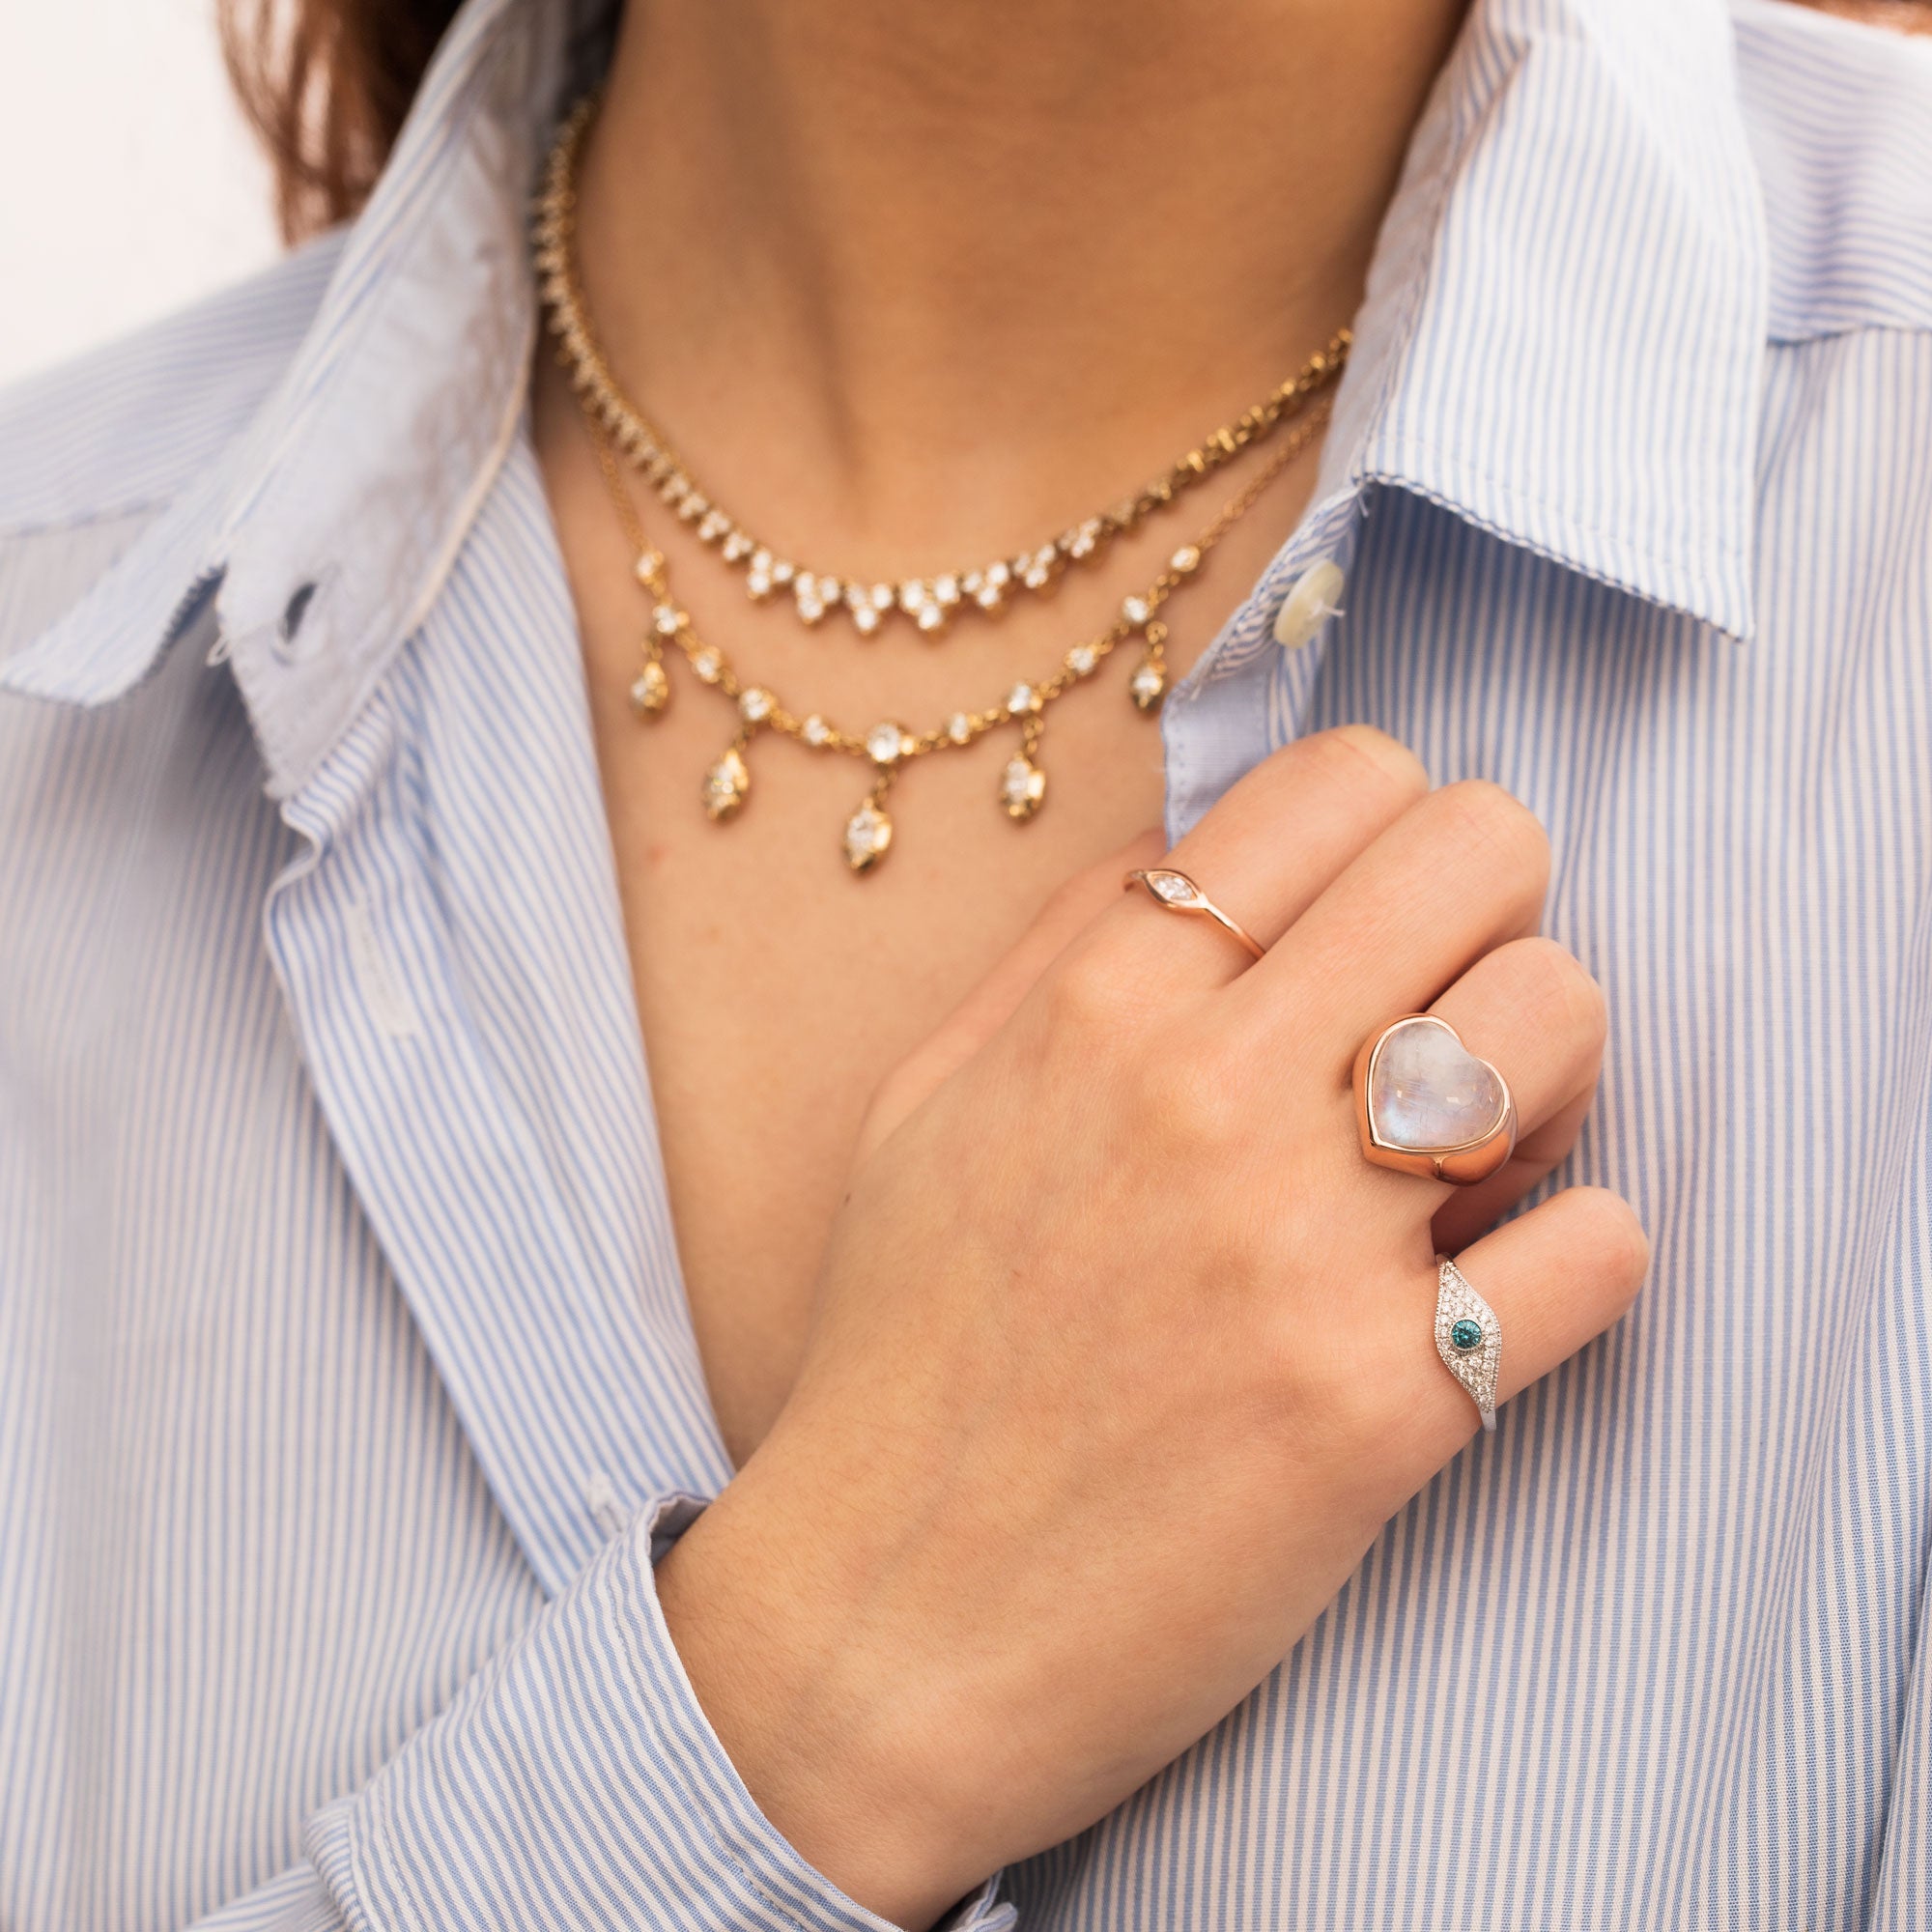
529, 3, 1646, 1927
534, 0, 1472, 1466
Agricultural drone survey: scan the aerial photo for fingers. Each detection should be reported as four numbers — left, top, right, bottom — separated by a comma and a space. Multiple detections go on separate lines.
1459, 1186, 1648, 1407
1433, 934, 1605, 1131
1245, 779, 1549, 1046
1104, 725, 1429, 993
1366, 1186, 1649, 1479
1424, 936, 1606, 1247
1432, 1081, 1596, 1253
858, 828, 1166, 1161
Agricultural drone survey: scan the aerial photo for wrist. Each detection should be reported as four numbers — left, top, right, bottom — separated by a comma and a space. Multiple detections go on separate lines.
654, 1478, 994, 1930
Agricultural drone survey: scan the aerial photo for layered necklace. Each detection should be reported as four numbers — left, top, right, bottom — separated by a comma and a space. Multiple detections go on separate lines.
533, 98, 1348, 874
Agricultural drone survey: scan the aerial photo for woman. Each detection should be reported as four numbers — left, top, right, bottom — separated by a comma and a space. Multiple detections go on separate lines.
2, 0, 1927, 1925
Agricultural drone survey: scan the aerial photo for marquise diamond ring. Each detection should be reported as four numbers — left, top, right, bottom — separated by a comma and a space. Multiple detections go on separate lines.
1122, 867, 1266, 963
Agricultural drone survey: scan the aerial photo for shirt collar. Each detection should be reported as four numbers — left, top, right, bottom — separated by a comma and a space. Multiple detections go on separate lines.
4, 0, 1765, 793
1321, 0, 1766, 641
0, 0, 581, 796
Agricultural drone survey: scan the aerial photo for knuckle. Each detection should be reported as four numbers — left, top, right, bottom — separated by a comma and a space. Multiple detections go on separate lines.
1041, 943, 1140, 1040
1267, 1299, 1461, 1502
1499, 936, 1608, 1042
1236, 1258, 1488, 1506
1133, 1035, 1245, 1154
1037, 870, 1104, 939
1310, 724, 1431, 804
1435, 780, 1550, 883
1058, 830, 1163, 925
1302, 1331, 1401, 1454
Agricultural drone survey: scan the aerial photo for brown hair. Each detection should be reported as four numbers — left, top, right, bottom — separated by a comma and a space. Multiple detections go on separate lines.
225, 0, 1932, 246
219, 0, 464, 242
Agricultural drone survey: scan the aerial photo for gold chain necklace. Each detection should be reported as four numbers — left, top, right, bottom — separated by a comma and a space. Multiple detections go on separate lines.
534, 96, 1349, 642
537, 100, 1346, 875
579, 399, 1332, 873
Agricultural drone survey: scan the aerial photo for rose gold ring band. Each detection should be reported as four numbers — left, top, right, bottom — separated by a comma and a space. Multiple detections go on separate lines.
1122, 867, 1266, 963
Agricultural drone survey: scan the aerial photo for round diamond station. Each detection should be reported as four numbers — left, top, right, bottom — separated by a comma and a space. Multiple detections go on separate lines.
1449, 1318, 1484, 1353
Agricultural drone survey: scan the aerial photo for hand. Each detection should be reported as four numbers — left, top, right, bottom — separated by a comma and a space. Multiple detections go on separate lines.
655, 726, 1647, 1928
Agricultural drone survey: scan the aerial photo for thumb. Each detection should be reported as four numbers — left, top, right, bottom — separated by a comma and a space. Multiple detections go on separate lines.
855, 827, 1167, 1164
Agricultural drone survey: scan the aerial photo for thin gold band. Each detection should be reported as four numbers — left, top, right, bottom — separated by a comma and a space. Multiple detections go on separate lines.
1122, 868, 1267, 962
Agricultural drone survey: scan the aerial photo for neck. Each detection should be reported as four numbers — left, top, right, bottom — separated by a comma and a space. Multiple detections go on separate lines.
571, 0, 1467, 564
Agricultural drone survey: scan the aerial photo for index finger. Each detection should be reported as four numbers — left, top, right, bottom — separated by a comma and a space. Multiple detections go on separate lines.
1102, 724, 1430, 997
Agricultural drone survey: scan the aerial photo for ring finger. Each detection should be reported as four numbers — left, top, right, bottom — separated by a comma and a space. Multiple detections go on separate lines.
1420, 935, 1607, 1245
1365, 1184, 1649, 1494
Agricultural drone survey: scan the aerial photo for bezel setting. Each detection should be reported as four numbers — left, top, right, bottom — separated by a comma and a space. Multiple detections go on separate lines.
1352, 1013, 1517, 1186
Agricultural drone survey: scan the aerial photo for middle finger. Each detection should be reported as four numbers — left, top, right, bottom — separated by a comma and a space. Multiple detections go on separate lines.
1240, 778, 1550, 1049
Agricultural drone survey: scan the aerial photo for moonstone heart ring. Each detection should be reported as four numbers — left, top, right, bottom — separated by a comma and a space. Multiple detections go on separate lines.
1122, 867, 1266, 962
1353, 1013, 1517, 1185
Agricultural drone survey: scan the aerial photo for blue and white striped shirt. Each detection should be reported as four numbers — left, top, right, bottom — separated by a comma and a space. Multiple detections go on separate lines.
3, 0, 1930, 1925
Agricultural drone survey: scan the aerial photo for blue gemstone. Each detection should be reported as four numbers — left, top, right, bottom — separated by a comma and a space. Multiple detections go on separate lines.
1449, 1318, 1484, 1352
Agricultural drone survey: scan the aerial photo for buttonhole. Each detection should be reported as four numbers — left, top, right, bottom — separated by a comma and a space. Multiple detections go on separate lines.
280, 582, 318, 649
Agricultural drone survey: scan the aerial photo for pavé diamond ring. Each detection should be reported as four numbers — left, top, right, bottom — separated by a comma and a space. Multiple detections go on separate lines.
1435, 1255, 1501, 1430
1353, 1013, 1517, 1185
1122, 867, 1266, 963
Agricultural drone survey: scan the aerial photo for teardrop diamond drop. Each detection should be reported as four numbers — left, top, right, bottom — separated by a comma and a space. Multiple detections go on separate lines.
1129, 654, 1167, 713
1001, 754, 1047, 822
629, 659, 669, 717
844, 800, 894, 873
701, 747, 751, 822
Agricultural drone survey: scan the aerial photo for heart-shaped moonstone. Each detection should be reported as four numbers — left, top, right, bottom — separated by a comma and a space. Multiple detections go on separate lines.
1367, 1016, 1508, 1152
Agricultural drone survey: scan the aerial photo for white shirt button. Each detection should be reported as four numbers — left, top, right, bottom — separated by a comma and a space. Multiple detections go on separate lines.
1273, 558, 1346, 650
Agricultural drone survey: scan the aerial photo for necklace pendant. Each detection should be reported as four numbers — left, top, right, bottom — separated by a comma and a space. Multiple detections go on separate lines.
1129, 652, 1168, 713
844, 797, 895, 873
701, 744, 751, 821
1000, 752, 1047, 822
629, 657, 670, 717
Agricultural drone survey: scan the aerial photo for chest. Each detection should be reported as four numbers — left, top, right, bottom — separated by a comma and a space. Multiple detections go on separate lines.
585, 661, 1176, 1465
547, 405, 1312, 1465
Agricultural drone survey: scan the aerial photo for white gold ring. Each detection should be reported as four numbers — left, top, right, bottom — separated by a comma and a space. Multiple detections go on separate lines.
1435, 1255, 1501, 1431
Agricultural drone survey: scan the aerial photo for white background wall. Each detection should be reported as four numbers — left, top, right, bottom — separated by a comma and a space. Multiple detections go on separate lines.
0, 0, 281, 390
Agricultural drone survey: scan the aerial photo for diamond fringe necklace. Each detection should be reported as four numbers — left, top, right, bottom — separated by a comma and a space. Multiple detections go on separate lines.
534, 94, 1349, 643
538, 103, 1346, 876
578, 398, 1333, 874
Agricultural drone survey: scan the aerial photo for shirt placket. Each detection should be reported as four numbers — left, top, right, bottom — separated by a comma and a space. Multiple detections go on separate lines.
1161, 488, 1367, 837
257, 644, 730, 1599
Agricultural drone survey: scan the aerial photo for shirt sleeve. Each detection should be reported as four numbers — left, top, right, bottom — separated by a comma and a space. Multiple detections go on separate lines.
183, 1494, 1016, 1932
